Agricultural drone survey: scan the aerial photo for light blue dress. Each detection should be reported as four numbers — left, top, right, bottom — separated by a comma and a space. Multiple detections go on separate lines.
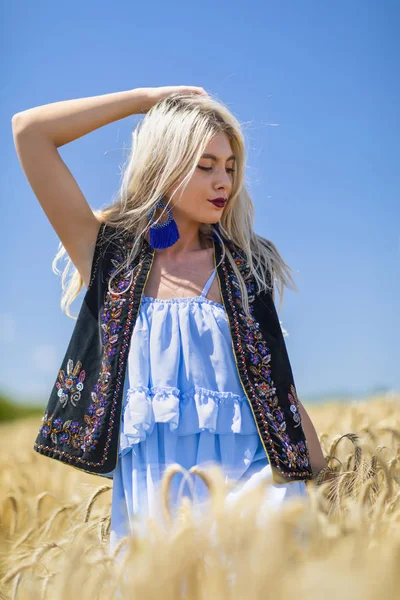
109, 269, 309, 550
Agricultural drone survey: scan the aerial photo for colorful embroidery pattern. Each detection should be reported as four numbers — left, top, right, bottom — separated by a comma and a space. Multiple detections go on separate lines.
56, 359, 86, 408
40, 413, 83, 448
73, 239, 133, 454
288, 384, 302, 428
36, 231, 146, 465
35, 232, 311, 480
224, 244, 310, 477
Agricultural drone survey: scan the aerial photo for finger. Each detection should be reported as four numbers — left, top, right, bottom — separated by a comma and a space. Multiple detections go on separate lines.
187, 87, 209, 96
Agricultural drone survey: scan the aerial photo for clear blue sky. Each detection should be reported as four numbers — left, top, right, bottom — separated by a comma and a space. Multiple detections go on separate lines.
1, 1, 399, 405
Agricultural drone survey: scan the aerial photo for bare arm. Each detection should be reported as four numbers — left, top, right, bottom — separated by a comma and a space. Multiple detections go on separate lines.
11, 88, 151, 286
11, 88, 152, 148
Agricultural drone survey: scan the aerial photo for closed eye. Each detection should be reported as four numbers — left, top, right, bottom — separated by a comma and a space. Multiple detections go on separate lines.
198, 166, 235, 173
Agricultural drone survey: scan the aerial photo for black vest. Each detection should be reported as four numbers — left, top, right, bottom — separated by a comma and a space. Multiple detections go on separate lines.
34, 223, 313, 485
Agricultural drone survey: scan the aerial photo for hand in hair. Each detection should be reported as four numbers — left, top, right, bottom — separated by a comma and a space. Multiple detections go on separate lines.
138, 86, 210, 113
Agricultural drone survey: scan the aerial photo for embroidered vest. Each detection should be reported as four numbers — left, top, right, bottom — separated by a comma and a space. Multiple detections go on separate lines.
34, 223, 313, 485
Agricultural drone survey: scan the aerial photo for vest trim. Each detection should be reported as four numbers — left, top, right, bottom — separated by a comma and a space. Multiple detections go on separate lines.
34, 231, 150, 473
33, 225, 313, 484
215, 239, 312, 483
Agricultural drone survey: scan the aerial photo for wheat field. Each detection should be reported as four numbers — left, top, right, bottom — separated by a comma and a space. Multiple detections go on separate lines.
1, 395, 399, 600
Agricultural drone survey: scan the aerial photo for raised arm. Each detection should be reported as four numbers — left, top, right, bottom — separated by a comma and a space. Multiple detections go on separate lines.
11, 88, 151, 287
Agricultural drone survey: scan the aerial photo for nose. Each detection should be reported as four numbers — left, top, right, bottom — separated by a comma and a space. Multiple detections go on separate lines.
213, 170, 232, 195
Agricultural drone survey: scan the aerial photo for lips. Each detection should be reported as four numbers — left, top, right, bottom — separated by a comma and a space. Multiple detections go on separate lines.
208, 198, 226, 208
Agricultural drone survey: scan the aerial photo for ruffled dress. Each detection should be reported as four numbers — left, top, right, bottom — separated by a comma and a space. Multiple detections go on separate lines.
109, 268, 309, 550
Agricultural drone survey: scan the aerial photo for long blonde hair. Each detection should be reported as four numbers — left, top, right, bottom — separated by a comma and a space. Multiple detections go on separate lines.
52, 91, 299, 320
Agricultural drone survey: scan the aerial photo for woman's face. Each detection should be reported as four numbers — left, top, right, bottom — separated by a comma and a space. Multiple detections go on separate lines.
167, 132, 235, 227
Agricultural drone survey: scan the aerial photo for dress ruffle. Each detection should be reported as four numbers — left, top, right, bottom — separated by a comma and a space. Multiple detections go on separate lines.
119, 383, 259, 454
110, 288, 309, 552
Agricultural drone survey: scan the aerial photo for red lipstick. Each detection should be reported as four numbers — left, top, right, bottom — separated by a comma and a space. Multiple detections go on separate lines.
208, 197, 226, 208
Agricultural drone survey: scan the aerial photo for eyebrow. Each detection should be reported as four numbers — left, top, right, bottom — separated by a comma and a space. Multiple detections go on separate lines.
201, 153, 236, 162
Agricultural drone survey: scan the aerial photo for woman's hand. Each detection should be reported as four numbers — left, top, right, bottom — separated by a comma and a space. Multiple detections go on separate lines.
137, 86, 210, 113
11, 87, 210, 148
314, 466, 337, 485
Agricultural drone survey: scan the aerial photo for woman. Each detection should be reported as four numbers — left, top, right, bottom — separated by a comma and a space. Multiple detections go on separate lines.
12, 86, 328, 552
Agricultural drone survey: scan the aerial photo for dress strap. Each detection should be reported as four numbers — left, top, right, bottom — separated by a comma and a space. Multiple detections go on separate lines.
200, 269, 217, 298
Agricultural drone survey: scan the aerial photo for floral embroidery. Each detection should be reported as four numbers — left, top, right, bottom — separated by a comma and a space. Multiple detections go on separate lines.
40, 413, 84, 448
35, 232, 311, 481
36, 230, 144, 461
74, 240, 134, 454
288, 384, 302, 428
224, 244, 311, 477
56, 359, 86, 408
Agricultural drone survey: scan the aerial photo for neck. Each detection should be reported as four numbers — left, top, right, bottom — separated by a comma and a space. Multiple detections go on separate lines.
145, 231, 213, 259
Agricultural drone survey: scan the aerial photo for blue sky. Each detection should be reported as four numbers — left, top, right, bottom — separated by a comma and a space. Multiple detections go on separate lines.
1, 1, 399, 405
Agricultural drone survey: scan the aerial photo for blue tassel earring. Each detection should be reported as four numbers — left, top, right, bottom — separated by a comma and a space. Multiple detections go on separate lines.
147, 196, 180, 250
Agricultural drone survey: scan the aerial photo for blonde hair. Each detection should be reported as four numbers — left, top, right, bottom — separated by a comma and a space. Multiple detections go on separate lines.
53, 91, 299, 320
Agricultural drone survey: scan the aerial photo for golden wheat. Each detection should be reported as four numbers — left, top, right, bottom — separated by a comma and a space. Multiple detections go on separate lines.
1, 395, 399, 599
